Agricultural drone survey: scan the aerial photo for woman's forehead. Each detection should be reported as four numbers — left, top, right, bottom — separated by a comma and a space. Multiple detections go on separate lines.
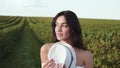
56, 16, 67, 24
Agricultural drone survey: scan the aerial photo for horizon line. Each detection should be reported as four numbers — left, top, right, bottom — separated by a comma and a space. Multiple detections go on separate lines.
0, 14, 120, 20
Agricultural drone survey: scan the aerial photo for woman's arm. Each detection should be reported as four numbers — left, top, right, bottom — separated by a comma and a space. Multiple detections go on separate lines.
40, 43, 55, 68
40, 44, 49, 63
83, 51, 94, 68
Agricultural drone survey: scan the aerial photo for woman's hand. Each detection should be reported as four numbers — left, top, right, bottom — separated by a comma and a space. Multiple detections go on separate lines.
56, 64, 66, 68
42, 59, 55, 68
42, 59, 66, 68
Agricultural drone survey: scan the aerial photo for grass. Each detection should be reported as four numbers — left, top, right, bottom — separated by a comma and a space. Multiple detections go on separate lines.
1, 20, 41, 68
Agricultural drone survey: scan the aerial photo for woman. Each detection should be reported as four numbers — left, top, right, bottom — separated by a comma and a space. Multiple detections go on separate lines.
40, 10, 93, 68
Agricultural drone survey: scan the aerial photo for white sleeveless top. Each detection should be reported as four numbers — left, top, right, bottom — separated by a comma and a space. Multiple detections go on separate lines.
76, 66, 84, 68
42, 63, 84, 68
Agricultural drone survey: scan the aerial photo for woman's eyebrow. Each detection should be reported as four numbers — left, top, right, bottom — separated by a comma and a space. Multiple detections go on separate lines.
55, 22, 67, 24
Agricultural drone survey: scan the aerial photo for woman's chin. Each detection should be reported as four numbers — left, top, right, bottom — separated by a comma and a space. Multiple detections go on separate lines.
57, 37, 63, 40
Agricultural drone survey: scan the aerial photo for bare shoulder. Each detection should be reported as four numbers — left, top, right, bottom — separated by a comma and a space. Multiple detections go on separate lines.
81, 50, 93, 61
81, 50, 94, 68
82, 50, 93, 57
40, 43, 54, 63
40, 43, 54, 52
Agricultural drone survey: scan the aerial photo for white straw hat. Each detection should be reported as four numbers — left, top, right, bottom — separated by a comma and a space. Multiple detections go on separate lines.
48, 42, 76, 68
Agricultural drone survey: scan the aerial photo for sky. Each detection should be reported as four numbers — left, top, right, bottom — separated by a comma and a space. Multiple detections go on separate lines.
0, 0, 120, 20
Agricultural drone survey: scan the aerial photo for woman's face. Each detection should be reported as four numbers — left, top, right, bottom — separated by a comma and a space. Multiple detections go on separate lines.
55, 15, 71, 42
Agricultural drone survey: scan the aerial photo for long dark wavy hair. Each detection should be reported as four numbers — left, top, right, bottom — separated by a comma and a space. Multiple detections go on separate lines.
51, 10, 87, 50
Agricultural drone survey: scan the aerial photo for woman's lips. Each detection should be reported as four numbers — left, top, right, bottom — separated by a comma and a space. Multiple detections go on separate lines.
56, 33, 63, 37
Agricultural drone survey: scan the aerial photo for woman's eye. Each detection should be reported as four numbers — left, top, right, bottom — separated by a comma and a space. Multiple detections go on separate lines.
63, 25, 68, 27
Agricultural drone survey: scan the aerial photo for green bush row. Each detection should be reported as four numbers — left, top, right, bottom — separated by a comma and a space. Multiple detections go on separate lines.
0, 16, 17, 25
0, 17, 25, 59
0, 17, 22, 29
27, 17, 52, 43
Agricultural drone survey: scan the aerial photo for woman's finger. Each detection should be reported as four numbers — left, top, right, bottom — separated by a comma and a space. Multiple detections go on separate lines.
56, 63, 59, 68
56, 63, 62, 68
50, 62, 55, 68
43, 59, 55, 68
46, 61, 54, 68
59, 63, 62, 68
63, 64, 66, 68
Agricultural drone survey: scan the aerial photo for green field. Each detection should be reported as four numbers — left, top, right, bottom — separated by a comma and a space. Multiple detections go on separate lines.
0, 16, 120, 68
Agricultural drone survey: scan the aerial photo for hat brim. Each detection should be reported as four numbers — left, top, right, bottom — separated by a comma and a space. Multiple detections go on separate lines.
48, 42, 76, 68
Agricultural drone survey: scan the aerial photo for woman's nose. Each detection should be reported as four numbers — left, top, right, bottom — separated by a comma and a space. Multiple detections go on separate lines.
57, 26, 62, 32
